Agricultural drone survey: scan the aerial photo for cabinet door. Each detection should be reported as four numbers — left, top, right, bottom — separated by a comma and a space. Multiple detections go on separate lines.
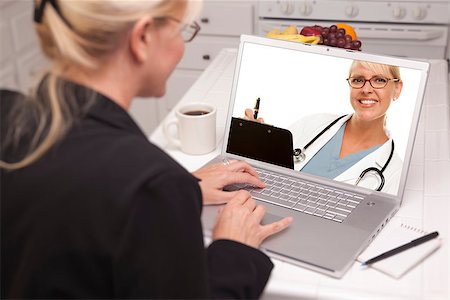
178, 36, 240, 70
198, 1, 254, 36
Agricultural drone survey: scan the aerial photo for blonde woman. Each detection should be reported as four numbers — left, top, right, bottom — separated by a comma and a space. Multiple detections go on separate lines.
0, 0, 291, 298
245, 61, 403, 194
289, 61, 403, 194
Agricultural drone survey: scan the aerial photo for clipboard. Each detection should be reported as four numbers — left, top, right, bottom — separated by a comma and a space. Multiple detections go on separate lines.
227, 117, 294, 169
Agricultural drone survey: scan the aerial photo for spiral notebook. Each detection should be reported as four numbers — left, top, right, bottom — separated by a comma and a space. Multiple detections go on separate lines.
357, 217, 442, 278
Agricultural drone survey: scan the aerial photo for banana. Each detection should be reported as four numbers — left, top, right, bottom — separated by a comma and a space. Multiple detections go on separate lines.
282, 25, 298, 35
266, 33, 321, 44
267, 28, 281, 36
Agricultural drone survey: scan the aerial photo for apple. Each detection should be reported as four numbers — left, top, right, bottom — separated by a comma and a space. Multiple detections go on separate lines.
300, 26, 321, 36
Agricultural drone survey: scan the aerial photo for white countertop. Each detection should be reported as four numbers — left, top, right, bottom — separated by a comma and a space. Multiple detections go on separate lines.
151, 48, 450, 300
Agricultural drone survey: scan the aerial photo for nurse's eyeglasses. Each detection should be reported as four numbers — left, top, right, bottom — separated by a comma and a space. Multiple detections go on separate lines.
347, 76, 400, 89
154, 16, 201, 43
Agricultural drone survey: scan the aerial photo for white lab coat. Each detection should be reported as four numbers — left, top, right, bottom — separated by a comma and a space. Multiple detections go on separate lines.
289, 113, 402, 195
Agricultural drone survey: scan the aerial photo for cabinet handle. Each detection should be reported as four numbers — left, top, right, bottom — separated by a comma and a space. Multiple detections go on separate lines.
200, 17, 209, 23
202, 54, 210, 60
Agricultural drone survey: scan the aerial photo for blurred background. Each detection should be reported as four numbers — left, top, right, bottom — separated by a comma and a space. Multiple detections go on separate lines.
1, 0, 449, 136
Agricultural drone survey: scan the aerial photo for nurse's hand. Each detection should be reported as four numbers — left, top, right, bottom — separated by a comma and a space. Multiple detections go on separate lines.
213, 190, 293, 248
192, 160, 265, 205
244, 108, 265, 123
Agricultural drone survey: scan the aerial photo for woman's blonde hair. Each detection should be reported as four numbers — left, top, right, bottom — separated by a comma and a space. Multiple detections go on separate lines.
349, 60, 401, 80
0, 0, 202, 170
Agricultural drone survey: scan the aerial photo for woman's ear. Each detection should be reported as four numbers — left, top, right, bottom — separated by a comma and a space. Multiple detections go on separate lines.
393, 80, 403, 101
129, 16, 154, 63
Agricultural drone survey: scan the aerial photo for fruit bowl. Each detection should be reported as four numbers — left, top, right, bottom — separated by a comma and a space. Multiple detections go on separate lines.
266, 26, 321, 44
266, 24, 363, 51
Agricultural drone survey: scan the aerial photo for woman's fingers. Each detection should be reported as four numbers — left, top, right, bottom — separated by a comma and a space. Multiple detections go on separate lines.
221, 160, 265, 188
229, 190, 252, 206
243, 197, 257, 213
260, 215, 293, 240
226, 160, 257, 176
225, 171, 265, 188
213, 192, 293, 248
244, 108, 254, 120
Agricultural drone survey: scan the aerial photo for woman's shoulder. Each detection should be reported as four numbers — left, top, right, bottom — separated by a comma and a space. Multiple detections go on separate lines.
288, 113, 341, 139
67, 126, 188, 179
0, 89, 31, 118
289, 113, 340, 128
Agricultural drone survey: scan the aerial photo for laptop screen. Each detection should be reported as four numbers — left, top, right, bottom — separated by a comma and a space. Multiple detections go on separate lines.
226, 36, 429, 197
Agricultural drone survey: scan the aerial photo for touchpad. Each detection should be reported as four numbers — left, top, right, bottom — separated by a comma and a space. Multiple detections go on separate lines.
261, 213, 283, 225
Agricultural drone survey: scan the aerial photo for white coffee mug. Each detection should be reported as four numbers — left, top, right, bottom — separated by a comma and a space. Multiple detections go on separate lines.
163, 103, 217, 155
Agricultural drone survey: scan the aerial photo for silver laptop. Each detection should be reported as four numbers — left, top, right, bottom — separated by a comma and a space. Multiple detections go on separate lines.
201, 35, 429, 278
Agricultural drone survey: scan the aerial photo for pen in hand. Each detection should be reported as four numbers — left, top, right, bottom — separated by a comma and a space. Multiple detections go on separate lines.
361, 231, 439, 266
253, 97, 260, 119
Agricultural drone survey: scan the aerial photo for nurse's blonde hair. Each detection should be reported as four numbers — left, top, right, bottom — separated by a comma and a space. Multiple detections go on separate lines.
1, 0, 202, 170
349, 60, 401, 80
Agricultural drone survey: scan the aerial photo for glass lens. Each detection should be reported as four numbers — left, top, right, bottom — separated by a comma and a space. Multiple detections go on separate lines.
349, 77, 364, 88
370, 76, 388, 88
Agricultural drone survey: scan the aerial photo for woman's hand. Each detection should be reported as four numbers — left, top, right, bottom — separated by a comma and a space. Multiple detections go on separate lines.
244, 108, 265, 123
213, 190, 293, 248
192, 160, 265, 205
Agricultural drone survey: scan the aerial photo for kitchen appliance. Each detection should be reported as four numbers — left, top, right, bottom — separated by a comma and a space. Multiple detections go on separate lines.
257, 0, 450, 61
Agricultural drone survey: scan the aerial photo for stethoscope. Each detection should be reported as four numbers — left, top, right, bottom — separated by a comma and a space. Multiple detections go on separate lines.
293, 115, 395, 191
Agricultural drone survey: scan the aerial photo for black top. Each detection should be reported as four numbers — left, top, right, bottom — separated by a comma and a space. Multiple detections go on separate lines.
0, 83, 273, 299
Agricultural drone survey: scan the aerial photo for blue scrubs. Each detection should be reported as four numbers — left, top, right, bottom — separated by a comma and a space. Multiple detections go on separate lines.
301, 124, 381, 179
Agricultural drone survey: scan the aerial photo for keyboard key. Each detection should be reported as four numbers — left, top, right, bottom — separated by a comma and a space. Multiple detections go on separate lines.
323, 214, 333, 220
261, 189, 272, 196
304, 207, 316, 214
338, 199, 349, 206
335, 206, 351, 214
270, 192, 281, 198
347, 198, 360, 204
298, 199, 309, 206
306, 202, 318, 209
317, 198, 328, 205
333, 215, 346, 223
293, 204, 307, 212
314, 209, 326, 217
281, 188, 291, 194
324, 212, 335, 219
327, 209, 347, 217
316, 204, 328, 211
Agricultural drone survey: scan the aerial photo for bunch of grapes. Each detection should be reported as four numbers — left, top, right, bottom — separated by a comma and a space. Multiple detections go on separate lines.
319, 25, 362, 50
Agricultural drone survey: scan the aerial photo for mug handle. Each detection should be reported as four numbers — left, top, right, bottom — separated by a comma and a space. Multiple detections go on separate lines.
163, 118, 181, 148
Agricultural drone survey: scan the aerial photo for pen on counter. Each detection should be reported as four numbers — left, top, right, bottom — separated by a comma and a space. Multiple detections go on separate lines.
361, 231, 439, 266
253, 97, 261, 119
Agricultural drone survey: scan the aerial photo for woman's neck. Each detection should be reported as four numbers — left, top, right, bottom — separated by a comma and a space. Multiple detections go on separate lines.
62, 57, 136, 111
339, 115, 388, 158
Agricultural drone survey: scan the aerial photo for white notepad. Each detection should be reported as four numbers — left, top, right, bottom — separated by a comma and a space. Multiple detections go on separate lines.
357, 217, 442, 279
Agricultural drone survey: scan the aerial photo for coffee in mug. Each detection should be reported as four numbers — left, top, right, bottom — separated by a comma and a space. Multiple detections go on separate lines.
163, 103, 216, 155
183, 110, 210, 116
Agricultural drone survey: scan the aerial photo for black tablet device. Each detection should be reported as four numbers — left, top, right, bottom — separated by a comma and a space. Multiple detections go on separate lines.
227, 117, 294, 169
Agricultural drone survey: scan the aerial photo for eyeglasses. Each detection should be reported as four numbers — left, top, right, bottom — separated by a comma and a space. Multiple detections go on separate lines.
154, 16, 201, 43
346, 76, 400, 89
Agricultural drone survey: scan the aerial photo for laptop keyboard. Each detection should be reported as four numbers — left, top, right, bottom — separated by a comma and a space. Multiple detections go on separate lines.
229, 167, 364, 223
